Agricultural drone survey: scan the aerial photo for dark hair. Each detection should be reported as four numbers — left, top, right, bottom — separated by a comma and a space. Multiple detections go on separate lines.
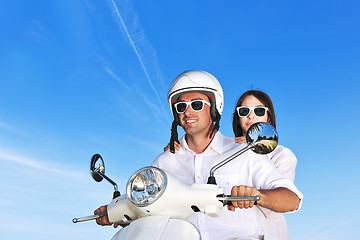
232, 90, 276, 137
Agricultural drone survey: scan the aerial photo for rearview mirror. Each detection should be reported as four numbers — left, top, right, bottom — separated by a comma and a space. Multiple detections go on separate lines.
90, 153, 120, 198
246, 122, 278, 154
90, 154, 105, 182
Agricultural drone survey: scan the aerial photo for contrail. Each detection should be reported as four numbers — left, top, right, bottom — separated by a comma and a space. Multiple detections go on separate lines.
105, 67, 131, 90
109, 0, 169, 120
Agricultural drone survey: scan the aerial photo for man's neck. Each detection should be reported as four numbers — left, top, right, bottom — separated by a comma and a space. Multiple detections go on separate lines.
186, 130, 215, 154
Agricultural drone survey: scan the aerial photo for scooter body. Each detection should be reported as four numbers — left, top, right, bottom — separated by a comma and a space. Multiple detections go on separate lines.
105, 168, 223, 240
107, 169, 223, 225
112, 215, 200, 240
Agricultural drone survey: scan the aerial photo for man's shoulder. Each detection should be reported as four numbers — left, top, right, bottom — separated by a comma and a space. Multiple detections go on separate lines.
152, 150, 172, 165
152, 147, 191, 166
212, 132, 238, 153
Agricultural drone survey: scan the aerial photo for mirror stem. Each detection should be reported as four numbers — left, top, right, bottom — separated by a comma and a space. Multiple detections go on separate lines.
96, 170, 120, 198
207, 143, 253, 184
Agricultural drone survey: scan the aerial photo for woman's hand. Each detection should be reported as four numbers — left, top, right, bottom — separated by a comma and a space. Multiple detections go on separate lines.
234, 136, 246, 144
163, 142, 182, 152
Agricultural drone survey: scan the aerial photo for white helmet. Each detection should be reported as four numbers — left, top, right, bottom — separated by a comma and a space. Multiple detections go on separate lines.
167, 70, 224, 153
168, 70, 224, 120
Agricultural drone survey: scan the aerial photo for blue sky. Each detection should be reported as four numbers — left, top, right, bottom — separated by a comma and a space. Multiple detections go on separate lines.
0, 0, 359, 239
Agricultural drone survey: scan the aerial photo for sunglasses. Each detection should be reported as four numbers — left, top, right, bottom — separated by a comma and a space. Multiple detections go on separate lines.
174, 100, 211, 114
236, 106, 268, 117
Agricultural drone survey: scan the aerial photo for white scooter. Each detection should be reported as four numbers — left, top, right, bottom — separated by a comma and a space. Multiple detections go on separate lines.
73, 122, 278, 240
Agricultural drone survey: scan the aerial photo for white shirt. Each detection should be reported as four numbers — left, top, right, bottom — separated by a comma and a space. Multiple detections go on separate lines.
152, 132, 303, 240
267, 145, 297, 182
257, 145, 298, 240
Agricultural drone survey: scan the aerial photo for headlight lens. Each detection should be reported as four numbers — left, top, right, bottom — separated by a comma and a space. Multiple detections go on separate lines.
126, 167, 167, 207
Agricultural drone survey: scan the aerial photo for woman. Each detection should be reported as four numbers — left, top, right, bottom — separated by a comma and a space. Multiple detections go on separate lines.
233, 90, 297, 239
233, 90, 297, 181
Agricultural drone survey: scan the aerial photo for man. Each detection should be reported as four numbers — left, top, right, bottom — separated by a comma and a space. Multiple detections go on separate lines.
95, 70, 303, 239
152, 70, 302, 239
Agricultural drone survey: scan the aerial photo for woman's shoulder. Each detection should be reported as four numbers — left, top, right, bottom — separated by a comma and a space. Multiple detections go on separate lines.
268, 145, 297, 163
268, 145, 297, 182
272, 145, 294, 155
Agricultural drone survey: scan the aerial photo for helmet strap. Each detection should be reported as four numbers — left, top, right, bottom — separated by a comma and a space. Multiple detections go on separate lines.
170, 120, 180, 154
209, 117, 220, 139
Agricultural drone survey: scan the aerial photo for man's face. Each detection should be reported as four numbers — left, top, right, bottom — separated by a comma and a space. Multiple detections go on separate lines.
176, 92, 213, 136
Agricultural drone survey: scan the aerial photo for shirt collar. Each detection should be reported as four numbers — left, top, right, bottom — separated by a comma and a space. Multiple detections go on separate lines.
206, 131, 224, 155
180, 131, 225, 155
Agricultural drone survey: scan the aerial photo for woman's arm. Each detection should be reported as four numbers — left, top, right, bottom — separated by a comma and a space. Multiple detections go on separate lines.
163, 141, 182, 152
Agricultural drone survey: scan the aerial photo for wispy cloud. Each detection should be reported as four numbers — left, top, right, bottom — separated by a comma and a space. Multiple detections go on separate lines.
105, 67, 131, 90
0, 121, 12, 129
133, 86, 168, 126
26, 19, 51, 46
0, 150, 86, 179
126, 134, 162, 153
0, 121, 24, 136
0, 198, 13, 206
0, 212, 116, 239
109, 0, 169, 121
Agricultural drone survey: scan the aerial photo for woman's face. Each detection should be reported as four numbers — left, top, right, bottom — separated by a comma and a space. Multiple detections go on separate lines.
239, 95, 269, 136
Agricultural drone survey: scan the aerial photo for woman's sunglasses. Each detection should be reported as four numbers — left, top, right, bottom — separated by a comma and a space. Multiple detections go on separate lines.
236, 106, 268, 117
174, 100, 211, 114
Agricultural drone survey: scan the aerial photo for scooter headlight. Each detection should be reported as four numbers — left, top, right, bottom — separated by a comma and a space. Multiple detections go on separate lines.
126, 167, 167, 207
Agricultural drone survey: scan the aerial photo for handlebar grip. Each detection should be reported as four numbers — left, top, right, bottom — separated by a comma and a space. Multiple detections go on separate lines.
73, 211, 107, 223
217, 195, 260, 206
227, 200, 257, 206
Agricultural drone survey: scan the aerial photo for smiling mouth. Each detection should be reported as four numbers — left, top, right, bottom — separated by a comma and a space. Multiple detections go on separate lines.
185, 119, 196, 124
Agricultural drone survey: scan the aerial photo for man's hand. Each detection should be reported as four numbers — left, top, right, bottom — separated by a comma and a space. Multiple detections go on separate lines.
227, 186, 301, 213
227, 185, 260, 211
94, 205, 119, 228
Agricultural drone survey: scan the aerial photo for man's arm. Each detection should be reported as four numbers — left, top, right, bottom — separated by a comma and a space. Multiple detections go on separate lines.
257, 187, 300, 212
94, 205, 117, 227
228, 185, 300, 213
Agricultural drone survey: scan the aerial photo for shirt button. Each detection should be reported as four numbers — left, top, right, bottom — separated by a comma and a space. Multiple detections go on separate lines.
200, 220, 204, 224
197, 176, 201, 179
226, 182, 229, 185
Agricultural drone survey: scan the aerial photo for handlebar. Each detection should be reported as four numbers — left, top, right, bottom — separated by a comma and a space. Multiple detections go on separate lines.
73, 195, 260, 223
73, 211, 107, 223
216, 194, 260, 205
